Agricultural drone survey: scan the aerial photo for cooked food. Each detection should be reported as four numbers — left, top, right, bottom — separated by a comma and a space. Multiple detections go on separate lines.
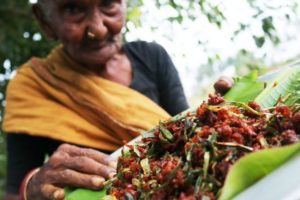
106, 95, 300, 200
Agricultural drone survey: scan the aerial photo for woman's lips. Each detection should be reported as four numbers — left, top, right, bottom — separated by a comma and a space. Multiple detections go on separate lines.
84, 41, 111, 50
83, 37, 115, 50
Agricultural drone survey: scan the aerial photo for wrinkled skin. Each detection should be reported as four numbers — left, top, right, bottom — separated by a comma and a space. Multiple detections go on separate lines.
27, 144, 117, 200
33, 0, 132, 85
37, 0, 125, 71
5, 1, 127, 200
29, 0, 125, 199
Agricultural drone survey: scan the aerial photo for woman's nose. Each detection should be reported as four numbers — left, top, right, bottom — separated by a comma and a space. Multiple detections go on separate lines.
86, 9, 108, 39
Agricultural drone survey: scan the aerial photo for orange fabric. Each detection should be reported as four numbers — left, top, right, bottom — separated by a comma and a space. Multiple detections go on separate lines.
3, 46, 170, 151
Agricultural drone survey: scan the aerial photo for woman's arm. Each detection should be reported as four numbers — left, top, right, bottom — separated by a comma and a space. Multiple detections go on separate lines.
6, 134, 117, 200
155, 43, 189, 115
5, 134, 47, 198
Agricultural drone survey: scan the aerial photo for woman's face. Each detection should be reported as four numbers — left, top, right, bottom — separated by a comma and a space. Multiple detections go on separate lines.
40, 0, 125, 68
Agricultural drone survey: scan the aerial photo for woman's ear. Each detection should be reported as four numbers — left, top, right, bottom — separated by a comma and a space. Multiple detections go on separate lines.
32, 4, 57, 40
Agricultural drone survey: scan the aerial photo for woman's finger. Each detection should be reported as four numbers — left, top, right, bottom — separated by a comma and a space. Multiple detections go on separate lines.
63, 155, 116, 179
52, 169, 105, 190
57, 144, 117, 168
40, 184, 64, 200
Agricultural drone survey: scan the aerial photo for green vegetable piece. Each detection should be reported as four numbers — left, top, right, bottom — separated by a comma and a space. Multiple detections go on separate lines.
258, 136, 269, 148
186, 143, 195, 163
132, 178, 141, 188
214, 142, 253, 152
203, 151, 210, 178
141, 158, 151, 175
133, 145, 141, 157
125, 192, 134, 200
158, 132, 169, 142
159, 120, 174, 141
194, 175, 203, 197
208, 132, 218, 142
147, 179, 158, 189
227, 101, 263, 116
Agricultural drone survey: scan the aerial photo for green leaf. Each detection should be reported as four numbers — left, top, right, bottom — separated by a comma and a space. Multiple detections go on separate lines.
141, 158, 151, 175
253, 36, 265, 48
194, 175, 202, 197
220, 142, 300, 200
224, 71, 265, 102
255, 66, 300, 108
203, 151, 210, 178
64, 188, 106, 200
225, 65, 300, 107
262, 16, 275, 33
125, 192, 134, 200
159, 120, 174, 141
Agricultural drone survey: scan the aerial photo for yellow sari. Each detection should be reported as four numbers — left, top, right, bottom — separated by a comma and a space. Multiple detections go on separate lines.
3, 46, 170, 151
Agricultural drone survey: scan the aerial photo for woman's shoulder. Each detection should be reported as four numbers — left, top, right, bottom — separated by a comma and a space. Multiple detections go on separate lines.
123, 40, 166, 53
6, 58, 44, 93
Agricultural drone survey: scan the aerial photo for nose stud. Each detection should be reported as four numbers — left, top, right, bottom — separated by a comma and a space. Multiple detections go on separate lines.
87, 31, 96, 39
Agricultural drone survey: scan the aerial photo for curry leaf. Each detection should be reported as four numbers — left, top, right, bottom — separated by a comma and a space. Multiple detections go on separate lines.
141, 158, 151, 175
159, 120, 174, 141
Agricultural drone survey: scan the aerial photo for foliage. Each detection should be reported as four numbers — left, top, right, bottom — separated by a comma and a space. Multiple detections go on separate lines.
224, 71, 265, 103
256, 66, 300, 107
224, 64, 300, 107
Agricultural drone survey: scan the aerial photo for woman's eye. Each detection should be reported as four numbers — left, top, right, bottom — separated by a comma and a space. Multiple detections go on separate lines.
101, 0, 115, 8
63, 3, 83, 14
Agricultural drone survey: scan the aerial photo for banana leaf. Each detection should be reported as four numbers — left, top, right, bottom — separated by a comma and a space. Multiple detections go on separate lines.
225, 63, 300, 108
255, 66, 300, 108
220, 142, 300, 200
224, 71, 265, 102
64, 187, 106, 200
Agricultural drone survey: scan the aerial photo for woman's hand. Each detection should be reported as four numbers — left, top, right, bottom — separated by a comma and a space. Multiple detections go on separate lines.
26, 144, 117, 200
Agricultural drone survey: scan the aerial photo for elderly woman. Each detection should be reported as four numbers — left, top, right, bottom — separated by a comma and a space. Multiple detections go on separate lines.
3, 0, 189, 200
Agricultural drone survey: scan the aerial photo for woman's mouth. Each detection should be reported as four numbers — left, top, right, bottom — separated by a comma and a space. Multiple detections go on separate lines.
83, 37, 116, 50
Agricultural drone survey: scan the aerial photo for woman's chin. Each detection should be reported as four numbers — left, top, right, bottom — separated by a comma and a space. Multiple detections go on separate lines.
77, 54, 112, 69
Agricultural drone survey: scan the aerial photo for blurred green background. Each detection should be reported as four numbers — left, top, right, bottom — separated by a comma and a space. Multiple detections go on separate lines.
1, 0, 300, 198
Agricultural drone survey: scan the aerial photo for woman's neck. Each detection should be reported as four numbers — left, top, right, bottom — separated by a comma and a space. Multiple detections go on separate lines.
99, 52, 133, 86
